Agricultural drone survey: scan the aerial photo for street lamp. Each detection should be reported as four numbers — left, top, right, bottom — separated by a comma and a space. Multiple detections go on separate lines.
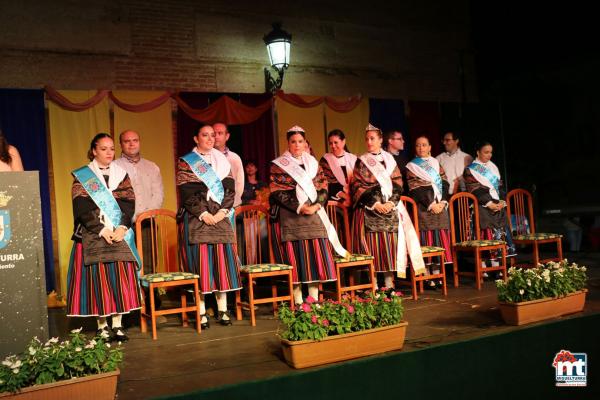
264, 23, 292, 93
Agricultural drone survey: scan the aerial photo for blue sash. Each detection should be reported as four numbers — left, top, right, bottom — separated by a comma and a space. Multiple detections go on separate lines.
411, 157, 443, 196
72, 166, 141, 268
467, 162, 500, 194
181, 151, 234, 226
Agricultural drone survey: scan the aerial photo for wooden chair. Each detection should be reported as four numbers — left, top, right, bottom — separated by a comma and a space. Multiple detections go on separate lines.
324, 201, 376, 301
234, 205, 294, 326
400, 196, 448, 300
448, 192, 507, 290
506, 189, 563, 267
135, 209, 201, 340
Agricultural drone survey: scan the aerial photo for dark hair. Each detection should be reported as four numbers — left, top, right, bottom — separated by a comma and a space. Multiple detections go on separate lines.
0, 129, 12, 164
87, 133, 113, 161
415, 135, 430, 145
195, 124, 213, 137
244, 159, 257, 167
384, 130, 402, 146
286, 129, 306, 140
328, 129, 350, 152
444, 131, 461, 141
474, 141, 492, 153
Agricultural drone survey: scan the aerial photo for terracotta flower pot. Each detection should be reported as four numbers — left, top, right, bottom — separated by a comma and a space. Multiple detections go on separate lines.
498, 290, 587, 326
0, 369, 119, 400
281, 322, 408, 369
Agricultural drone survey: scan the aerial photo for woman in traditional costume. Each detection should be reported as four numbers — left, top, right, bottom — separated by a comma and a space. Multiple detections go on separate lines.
319, 129, 357, 207
269, 126, 348, 304
464, 141, 516, 275
351, 124, 425, 289
68, 133, 141, 341
178, 125, 241, 327
406, 136, 452, 289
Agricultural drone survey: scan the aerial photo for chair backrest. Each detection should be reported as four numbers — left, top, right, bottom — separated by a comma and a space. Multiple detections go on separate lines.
325, 201, 352, 249
448, 192, 481, 244
400, 196, 419, 235
234, 204, 273, 264
506, 188, 535, 235
135, 209, 179, 275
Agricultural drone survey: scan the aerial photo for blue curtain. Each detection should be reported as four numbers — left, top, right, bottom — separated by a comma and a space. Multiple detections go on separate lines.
368, 98, 409, 154
0, 89, 55, 292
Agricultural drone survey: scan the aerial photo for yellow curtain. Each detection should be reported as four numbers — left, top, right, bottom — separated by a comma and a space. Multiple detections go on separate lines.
324, 98, 370, 157
48, 91, 110, 294
112, 91, 177, 213
275, 96, 326, 159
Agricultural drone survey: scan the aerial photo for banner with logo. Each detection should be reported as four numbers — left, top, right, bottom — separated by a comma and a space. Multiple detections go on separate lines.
0, 172, 48, 357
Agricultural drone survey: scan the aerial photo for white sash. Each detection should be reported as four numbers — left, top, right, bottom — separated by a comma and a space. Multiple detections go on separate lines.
191, 148, 231, 205
406, 157, 443, 202
469, 159, 501, 200
322, 152, 357, 187
273, 151, 349, 258
359, 152, 425, 278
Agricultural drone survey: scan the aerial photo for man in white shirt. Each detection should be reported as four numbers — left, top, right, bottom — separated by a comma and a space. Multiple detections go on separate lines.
213, 122, 244, 207
114, 130, 165, 317
114, 130, 164, 220
436, 131, 473, 195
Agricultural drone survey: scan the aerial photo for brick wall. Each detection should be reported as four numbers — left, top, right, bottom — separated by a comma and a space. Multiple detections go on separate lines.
0, 0, 477, 101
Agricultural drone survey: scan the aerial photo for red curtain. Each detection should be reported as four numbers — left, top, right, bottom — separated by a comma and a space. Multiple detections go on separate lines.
240, 93, 275, 182
407, 101, 442, 156
108, 92, 172, 112
276, 90, 362, 113
44, 86, 109, 111
174, 94, 272, 125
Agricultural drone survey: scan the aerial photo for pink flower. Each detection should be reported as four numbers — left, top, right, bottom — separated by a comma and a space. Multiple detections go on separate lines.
311, 315, 318, 324
301, 303, 311, 313
384, 297, 391, 302
380, 287, 388, 291
346, 305, 355, 314
322, 319, 329, 327
306, 296, 316, 304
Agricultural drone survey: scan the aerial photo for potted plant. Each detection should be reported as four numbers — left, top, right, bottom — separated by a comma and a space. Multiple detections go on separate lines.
278, 289, 408, 368
496, 260, 587, 326
0, 328, 123, 399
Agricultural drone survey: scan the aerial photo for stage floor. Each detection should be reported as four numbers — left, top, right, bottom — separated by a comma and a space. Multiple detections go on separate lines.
48, 252, 600, 400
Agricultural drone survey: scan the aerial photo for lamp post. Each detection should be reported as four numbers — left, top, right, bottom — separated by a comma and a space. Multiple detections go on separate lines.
264, 23, 292, 93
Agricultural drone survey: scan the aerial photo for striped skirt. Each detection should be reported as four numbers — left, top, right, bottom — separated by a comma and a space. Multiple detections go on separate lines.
271, 222, 337, 284
420, 229, 453, 264
351, 208, 398, 273
67, 242, 141, 317
179, 217, 242, 294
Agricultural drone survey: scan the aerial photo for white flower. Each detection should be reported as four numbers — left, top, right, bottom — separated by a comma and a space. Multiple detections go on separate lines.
71, 327, 83, 334
0, 379, 4, 384
45, 337, 59, 346
12, 368, 19, 374
75, 347, 82, 352
100, 330, 110, 339
2, 359, 13, 367
527, 279, 531, 286
391, 291, 397, 297
106, 343, 111, 348
11, 360, 22, 369
581, 267, 587, 272
28, 346, 36, 355
519, 289, 524, 295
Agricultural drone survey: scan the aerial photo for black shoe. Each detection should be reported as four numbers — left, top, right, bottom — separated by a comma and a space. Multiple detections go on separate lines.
218, 311, 232, 326
96, 326, 114, 341
424, 281, 437, 291
200, 314, 210, 329
112, 327, 129, 342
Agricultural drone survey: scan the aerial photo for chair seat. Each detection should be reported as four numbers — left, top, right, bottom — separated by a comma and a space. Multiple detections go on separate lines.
421, 246, 445, 254
241, 264, 293, 273
334, 253, 374, 263
513, 232, 562, 241
140, 272, 199, 284
455, 239, 506, 247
